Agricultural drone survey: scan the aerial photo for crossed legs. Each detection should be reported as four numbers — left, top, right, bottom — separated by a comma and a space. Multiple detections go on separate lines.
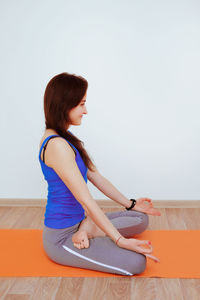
72, 209, 149, 249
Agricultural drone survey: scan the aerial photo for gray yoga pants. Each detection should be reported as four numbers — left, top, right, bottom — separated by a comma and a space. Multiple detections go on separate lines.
42, 209, 149, 276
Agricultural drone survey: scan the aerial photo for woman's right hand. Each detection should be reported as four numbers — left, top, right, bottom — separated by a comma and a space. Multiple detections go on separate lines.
117, 237, 160, 263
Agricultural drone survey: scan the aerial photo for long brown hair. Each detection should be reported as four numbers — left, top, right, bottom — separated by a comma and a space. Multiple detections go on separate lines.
43, 72, 96, 171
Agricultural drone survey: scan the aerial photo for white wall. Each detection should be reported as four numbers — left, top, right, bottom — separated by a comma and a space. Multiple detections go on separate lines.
0, 0, 199, 200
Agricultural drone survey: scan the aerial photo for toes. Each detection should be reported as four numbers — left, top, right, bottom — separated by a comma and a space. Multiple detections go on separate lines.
80, 242, 85, 249
84, 239, 89, 248
73, 240, 89, 250
80, 240, 87, 249
72, 231, 87, 244
73, 243, 81, 249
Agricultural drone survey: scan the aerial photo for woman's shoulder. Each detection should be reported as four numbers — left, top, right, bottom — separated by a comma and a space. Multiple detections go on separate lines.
39, 129, 60, 149
39, 129, 76, 165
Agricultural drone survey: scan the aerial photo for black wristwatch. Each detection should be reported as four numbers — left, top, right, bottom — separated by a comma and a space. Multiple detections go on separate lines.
126, 199, 137, 210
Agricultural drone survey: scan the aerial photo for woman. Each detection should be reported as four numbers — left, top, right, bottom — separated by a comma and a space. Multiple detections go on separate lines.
39, 72, 161, 276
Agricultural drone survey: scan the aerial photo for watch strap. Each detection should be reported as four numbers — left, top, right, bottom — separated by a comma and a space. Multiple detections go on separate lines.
126, 199, 136, 210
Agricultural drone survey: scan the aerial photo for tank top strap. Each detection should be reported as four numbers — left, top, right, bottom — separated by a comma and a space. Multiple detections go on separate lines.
39, 134, 77, 163
39, 135, 60, 163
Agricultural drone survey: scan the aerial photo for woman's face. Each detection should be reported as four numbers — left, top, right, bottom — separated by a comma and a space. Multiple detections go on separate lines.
68, 92, 88, 127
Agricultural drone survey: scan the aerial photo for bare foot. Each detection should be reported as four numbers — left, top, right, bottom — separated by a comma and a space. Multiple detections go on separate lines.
72, 216, 105, 249
72, 230, 90, 249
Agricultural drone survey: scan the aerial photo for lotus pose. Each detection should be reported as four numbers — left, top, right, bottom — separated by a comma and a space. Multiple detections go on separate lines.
72, 197, 160, 263
39, 72, 161, 276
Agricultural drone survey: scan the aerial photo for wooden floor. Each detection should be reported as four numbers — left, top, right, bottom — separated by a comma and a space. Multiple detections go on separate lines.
0, 206, 200, 300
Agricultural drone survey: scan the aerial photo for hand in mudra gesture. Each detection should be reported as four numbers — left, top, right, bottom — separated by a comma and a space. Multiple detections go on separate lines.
118, 236, 160, 263
133, 198, 161, 216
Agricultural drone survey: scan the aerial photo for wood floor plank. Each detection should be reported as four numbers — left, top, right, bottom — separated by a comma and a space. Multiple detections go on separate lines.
181, 208, 200, 229
13, 208, 42, 229
166, 208, 187, 229
29, 277, 61, 300
54, 277, 84, 300
179, 279, 200, 300
3, 294, 30, 300
0, 207, 11, 220
103, 277, 131, 300
154, 278, 184, 300
148, 208, 169, 230
79, 277, 131, 300
4, 278, 39, 297
130, 278, 157, 300
0, 207, 24, 228
0, 278, 13, 299
80, 278, 107, 300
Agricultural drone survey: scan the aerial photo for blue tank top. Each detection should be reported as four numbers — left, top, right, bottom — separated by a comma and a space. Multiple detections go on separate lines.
38, 132, 88, 229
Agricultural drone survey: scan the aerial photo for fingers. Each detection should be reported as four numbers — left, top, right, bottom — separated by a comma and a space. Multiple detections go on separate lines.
138, 246, 152, 254
145, 198, 152, 203
138, 240, 153, 254
145, 253, 160, 263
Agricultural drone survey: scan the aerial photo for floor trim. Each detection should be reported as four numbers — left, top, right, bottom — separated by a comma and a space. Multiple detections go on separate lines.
0, 199, 200, 208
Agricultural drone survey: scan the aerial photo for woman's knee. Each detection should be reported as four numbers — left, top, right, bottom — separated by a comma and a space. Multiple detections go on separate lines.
137, 254, 147, 274
131, 253, 147, 275
143, 213, 149, 229
126, 210, 149, 230
139, 212, 149, 231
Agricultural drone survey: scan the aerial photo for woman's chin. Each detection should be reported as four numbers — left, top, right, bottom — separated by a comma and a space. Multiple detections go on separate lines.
74, 121, 82, 126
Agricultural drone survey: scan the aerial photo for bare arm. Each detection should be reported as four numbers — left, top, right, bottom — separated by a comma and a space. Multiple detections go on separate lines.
87, 168, 132, 209
45, 138, 122, 243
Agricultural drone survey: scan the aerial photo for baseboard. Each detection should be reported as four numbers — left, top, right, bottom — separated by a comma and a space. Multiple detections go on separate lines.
0, 198, 200, 208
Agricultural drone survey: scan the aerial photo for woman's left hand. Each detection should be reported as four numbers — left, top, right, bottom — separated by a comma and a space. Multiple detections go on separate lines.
133, 198, 161, 216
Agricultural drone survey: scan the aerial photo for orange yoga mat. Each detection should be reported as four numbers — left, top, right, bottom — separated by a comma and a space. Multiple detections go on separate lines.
0, 229, 200, 278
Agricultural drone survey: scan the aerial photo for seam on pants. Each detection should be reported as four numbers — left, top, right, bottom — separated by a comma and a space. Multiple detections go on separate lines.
62, 244, 133, 276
